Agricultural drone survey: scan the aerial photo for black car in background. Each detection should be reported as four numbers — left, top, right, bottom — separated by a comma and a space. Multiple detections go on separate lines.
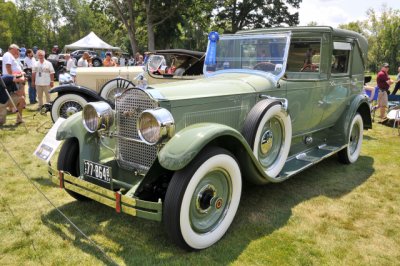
70, 50, 103, 67
47, 53, 68, 80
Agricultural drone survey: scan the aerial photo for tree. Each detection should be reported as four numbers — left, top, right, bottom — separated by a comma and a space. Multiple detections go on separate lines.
0, 0, 18, 49
214, 0, 302, 33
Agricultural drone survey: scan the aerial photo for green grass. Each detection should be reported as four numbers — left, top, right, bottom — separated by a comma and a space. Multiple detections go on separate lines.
1, 106, 400, 265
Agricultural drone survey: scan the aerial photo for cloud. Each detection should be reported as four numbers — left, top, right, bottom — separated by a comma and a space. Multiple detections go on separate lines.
295, 0, 375, 27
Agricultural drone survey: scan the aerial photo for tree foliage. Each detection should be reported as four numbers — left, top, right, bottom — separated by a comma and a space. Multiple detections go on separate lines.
214, 0, 301, 33
1, 0, 301, 55
339, 5, 400, 74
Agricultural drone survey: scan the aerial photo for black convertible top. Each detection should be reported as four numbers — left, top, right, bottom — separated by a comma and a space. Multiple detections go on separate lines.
153, 49, 204, 59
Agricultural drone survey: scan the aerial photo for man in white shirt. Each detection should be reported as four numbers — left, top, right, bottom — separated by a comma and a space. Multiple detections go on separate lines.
23, 49, 37, 104
2, 44, 23, 75
77, 52, 91, 67
32, 50, 55, 109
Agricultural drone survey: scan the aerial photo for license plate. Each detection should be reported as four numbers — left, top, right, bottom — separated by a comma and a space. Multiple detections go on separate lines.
83, 160, 112, 183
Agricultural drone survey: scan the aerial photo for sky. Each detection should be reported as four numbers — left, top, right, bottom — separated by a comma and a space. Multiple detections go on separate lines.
294, 0, 400, 27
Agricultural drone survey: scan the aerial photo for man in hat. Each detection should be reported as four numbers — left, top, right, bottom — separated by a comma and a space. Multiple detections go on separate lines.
376, 63, 394, 121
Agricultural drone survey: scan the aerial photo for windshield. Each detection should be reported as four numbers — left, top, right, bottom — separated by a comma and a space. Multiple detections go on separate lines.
203, 32, 291, 83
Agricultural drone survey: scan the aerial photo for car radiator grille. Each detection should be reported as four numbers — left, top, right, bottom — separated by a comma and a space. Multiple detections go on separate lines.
115, 88, 158, 173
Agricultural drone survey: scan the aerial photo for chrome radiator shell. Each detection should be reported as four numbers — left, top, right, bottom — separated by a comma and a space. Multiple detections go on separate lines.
115, 88, 159, 173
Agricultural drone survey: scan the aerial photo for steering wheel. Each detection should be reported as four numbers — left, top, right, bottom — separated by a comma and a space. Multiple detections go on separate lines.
253, 62, 276, 72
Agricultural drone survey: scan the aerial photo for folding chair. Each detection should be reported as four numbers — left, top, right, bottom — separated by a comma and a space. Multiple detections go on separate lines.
387, 94, 400, 135
365, 86, 379, 122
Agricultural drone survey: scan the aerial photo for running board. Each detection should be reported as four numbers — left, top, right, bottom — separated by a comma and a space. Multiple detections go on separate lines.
278, 144, 346, 179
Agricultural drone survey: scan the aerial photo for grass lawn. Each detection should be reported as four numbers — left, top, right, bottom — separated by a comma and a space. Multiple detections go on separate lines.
0, 102, 400, 265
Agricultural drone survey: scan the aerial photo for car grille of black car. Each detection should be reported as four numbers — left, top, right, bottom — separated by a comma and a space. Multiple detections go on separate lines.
115, 88, 158, 173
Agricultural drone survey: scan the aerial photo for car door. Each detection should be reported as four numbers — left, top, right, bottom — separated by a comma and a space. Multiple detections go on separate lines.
318, 41, 353, 128
284, 34, 328, 135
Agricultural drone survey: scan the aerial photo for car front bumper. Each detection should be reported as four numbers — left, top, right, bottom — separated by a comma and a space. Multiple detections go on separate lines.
48, 165, 162, 222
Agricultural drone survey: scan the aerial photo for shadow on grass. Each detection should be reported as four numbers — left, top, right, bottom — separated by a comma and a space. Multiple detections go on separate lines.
364, 135, 377, 141
41, 155, 374, 265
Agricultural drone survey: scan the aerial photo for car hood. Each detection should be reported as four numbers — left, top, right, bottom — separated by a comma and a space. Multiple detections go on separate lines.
146, 73, 275, 102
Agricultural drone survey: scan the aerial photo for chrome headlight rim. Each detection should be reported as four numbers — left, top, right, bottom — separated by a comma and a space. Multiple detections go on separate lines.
82, 101, 114, 133
137, 108, 175, 145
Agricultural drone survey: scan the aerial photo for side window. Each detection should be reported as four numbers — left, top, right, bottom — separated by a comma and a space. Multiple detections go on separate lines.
286, 39, 321, 73
331, 42, 351, 74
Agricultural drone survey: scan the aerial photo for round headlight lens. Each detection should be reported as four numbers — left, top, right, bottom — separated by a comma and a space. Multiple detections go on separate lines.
82, 102, 114, 133
137, 108, 174, 145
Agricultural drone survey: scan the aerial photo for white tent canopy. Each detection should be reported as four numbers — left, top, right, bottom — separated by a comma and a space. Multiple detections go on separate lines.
64, 31, 121, 51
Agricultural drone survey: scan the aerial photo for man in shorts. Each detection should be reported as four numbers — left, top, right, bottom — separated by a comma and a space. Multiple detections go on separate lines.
376, 63, 394, 121
0, 75, 24, 125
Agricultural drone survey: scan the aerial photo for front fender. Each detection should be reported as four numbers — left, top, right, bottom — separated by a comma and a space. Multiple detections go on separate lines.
158, 123, 275, 184
158, 123, 244, 171
56, 112, 103, 174
56, 112, 87, 141
50, 85, 104, 102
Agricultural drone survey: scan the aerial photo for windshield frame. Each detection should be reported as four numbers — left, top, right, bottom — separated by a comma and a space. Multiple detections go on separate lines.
203, 32, 292, 84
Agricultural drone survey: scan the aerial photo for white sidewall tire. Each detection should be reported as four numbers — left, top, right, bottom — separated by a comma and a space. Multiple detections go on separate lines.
179, 154, 242, 250
346, 114, 363, 163
51, 94, 87, 122
100, 78, 135, 102
253, 105, 292, 178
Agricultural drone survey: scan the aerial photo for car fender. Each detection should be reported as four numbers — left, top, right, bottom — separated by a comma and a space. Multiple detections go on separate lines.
56, 112, 102, 168
334, 94, 371, 142
158, 122, 278, 184
50, 85, 105, 102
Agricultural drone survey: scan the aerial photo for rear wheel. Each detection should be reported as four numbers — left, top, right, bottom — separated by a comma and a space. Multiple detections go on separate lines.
338, 113, 363, 164
163, 147, 242, 250
92, 59, 102, 67
57, 138, 89, 201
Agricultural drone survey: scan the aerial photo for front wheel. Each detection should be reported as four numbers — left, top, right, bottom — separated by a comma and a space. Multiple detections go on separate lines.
51, 94, 88, 122
163, 147, 242, 250
57, 138, 88, 201
338, 113, 363, 164
99, 78, 135, 103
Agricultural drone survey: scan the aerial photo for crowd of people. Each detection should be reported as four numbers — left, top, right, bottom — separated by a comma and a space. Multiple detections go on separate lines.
1, 43, 56, 126
100, 51, 145, 67
0, 42, 152, 126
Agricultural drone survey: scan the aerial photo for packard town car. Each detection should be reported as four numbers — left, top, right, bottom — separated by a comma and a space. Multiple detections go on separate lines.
49, 27, 371, 250
46, 49, 204, 122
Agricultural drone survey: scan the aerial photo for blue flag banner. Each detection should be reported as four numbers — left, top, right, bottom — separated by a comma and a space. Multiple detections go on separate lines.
205, 31, 219, 66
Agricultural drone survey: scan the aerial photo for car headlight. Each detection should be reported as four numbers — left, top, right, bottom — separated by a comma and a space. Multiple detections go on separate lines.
82, 102, 114, 133
137, 108, 174, 145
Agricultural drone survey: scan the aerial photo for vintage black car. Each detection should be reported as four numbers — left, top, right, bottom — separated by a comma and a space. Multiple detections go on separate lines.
70, 50, 103, 67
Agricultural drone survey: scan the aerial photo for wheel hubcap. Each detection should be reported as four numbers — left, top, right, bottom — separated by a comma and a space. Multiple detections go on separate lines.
258, 117, 284, 168
190, 169, 232, 233
60, 101, 83, 118
349, 122, 360, 154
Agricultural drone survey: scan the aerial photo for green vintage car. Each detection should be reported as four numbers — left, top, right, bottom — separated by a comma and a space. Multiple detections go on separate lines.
49, 26, 371, 250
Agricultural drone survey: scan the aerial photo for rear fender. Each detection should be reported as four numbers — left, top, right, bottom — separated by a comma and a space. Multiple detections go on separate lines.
334, 94, 372, 142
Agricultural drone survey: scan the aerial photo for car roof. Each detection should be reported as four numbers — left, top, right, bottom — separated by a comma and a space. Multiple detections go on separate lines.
236, 26, 368, 66
153, 49, 204, 59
